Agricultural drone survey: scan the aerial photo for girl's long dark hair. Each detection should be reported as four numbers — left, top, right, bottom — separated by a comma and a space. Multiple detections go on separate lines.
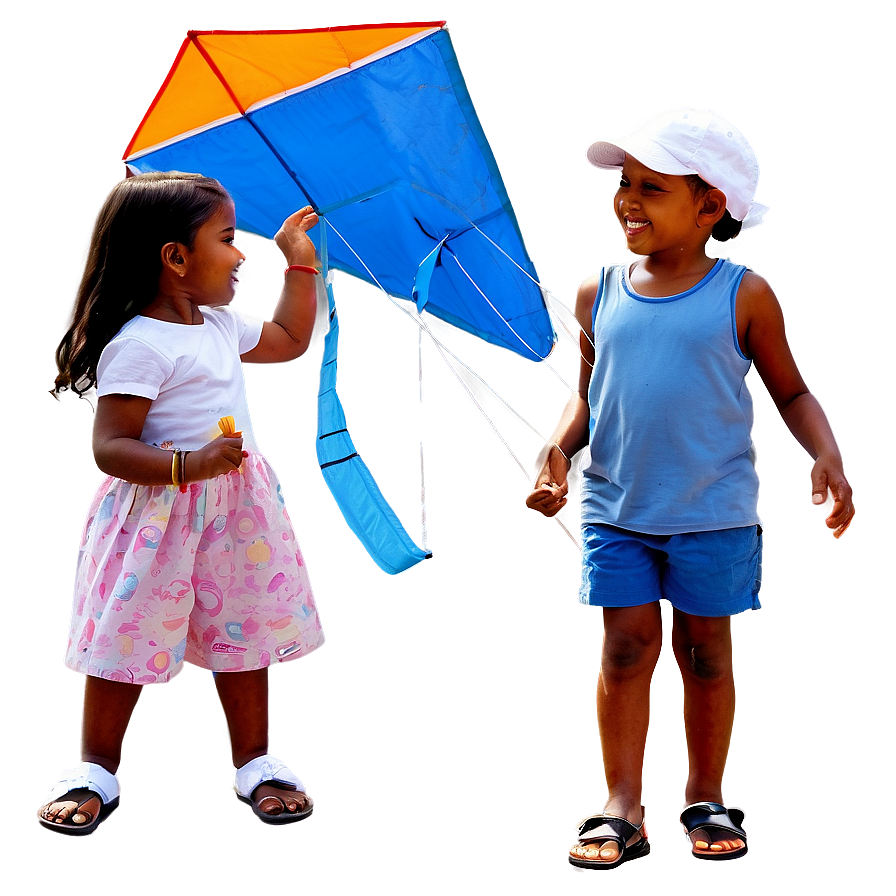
53, 171, 231, 396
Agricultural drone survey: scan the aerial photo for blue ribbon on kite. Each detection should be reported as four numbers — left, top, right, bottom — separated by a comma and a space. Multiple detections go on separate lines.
412, 237, 447, 313
316, 219, 430, 574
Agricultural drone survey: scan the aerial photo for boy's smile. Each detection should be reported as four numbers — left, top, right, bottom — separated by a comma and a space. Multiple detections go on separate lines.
614, 155, 708, 257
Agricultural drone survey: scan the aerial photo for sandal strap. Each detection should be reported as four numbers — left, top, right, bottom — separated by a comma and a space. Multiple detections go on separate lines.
576, 813, 642, 845
680, 802, 746, 839
48, 762, 120, 805
234, 754, 305, 798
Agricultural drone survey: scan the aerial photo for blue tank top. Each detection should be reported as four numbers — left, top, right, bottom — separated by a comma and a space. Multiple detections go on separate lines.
580, 258, 760, 534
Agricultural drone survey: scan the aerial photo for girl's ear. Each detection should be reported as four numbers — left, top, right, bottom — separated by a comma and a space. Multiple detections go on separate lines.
161, 241, 187, 277
697, 188, 727, 228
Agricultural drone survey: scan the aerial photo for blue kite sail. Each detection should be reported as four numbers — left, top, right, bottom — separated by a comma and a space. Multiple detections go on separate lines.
124, 23, 555, 572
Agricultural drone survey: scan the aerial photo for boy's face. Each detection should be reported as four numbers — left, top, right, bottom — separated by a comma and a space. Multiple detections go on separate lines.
614, 155, 709, 256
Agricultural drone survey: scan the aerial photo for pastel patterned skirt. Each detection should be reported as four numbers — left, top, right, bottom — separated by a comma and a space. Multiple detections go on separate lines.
65, 452, 324, 684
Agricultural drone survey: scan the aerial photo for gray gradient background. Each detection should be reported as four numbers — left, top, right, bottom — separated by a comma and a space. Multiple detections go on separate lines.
4, 2, 887, 892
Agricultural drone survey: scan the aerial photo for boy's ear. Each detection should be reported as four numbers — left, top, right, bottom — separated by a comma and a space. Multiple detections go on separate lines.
161, 241, 187, 276
697, 188, 728, 228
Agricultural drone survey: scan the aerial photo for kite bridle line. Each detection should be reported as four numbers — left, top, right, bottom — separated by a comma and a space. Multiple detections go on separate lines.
322, 215, 581, 551
456, 217, 596, 363
442, 251, 576, 390
323, 216, 554, 441
407, 183, 596, 364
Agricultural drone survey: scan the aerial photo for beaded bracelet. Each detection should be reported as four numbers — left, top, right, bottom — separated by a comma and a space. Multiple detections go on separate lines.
284, 264, 320, 275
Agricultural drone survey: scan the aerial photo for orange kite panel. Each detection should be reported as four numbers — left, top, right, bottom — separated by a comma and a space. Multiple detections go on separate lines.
127, 40, 241, 156
127, 24, 444, 157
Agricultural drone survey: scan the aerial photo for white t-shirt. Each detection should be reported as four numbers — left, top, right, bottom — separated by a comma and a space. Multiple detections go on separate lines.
96, 306, 263, 451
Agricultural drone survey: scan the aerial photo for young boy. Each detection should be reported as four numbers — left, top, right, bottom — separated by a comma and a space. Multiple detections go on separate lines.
526, 109, 854, 869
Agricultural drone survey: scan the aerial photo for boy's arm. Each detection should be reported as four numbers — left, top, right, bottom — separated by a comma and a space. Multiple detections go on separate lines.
526, 276, 598, 517
738, 272, 854, 538
241, 207, 320, 364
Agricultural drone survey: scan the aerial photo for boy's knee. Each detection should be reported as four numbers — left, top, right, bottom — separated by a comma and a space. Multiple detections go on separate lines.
672, 633, 732, 681
601, 628, 661, 677
683, 645, 732, 681
672, 613, 732, 681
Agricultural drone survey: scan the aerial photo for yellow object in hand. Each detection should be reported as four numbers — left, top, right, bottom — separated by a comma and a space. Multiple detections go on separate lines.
218, 416, 242, 437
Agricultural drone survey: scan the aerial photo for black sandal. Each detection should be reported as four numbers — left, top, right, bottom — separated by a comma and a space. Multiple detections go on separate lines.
679, 802, 748, 860
569, 809, 650, 870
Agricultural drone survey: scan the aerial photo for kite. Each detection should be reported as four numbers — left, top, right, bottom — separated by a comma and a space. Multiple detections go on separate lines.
124, 22, 555, 573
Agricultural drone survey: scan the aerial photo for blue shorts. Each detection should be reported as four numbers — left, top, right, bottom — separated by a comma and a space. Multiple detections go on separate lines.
579, 524, 762, 617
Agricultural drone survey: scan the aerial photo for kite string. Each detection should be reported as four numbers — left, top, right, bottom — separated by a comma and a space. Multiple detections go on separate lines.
442, 252, 575, 392
406, 183, 595, 358
327, 221, 546, 456
437, 252, 553, 363
427, 338, 580, 549
324, 217, 546, 440
418, 325, 429, 554
322, 217, 581, 550
468, 222, 596, 356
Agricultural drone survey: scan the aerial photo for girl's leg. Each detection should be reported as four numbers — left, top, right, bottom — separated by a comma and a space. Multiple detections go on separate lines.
670, 609, 745, 855
40, 676, 142, 826
571, 602, 662, 865
81, 675, 143, 773
214, 668, 311, 818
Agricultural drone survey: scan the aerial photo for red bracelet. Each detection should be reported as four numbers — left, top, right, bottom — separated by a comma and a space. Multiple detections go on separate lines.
285, 264, 320, 275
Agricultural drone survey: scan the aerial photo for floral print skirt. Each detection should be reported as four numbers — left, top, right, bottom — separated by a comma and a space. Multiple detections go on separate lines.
65, 452, 324, 684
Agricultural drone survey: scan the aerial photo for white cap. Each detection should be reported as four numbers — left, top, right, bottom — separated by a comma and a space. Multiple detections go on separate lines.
587, 108, 768, 227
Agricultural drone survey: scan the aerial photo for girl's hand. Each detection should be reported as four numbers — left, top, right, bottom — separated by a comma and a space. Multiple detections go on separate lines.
274, 206, 319, 268
811, 456, 855, 538
188, 435, 247, 481
526, 445, 571, 517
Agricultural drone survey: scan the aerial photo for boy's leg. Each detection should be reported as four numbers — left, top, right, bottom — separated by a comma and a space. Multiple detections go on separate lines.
571, 602, 662, 864
39, 676, 142, 826
214, 668, 311, 819
670, 609, 745, 855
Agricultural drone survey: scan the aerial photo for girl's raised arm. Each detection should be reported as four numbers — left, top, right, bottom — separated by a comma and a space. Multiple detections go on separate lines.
241, 207, 321, 364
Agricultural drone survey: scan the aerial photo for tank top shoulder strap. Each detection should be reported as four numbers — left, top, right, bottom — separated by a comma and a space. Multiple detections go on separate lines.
591, 265, 626, 330
711, 258, 749, 292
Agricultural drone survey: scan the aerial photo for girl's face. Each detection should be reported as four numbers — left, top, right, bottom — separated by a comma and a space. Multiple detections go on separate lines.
181, 201, 245, 306
614, 155, 706, 256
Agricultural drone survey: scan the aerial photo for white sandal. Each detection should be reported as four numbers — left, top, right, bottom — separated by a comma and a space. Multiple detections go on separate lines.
234, 754, 312, 824
38, 761, 120, 836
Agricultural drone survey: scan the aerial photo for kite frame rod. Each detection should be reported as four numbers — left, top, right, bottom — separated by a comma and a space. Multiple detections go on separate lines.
186, 22, 447, 38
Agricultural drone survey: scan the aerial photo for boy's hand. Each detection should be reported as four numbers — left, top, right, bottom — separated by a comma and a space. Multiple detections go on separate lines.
811, 457, 854, 538
274, 206, 320, 268
526, 446, 571, 517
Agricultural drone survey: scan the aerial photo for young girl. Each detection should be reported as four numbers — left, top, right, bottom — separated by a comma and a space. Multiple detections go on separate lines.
38, 171, 325, 834
526, 109, 854, 868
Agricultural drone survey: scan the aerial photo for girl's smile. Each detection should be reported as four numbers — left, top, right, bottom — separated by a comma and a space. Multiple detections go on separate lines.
182, 201, 246, 308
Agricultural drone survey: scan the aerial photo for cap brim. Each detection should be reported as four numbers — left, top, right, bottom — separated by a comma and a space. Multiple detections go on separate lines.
587, 137, 697, 177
